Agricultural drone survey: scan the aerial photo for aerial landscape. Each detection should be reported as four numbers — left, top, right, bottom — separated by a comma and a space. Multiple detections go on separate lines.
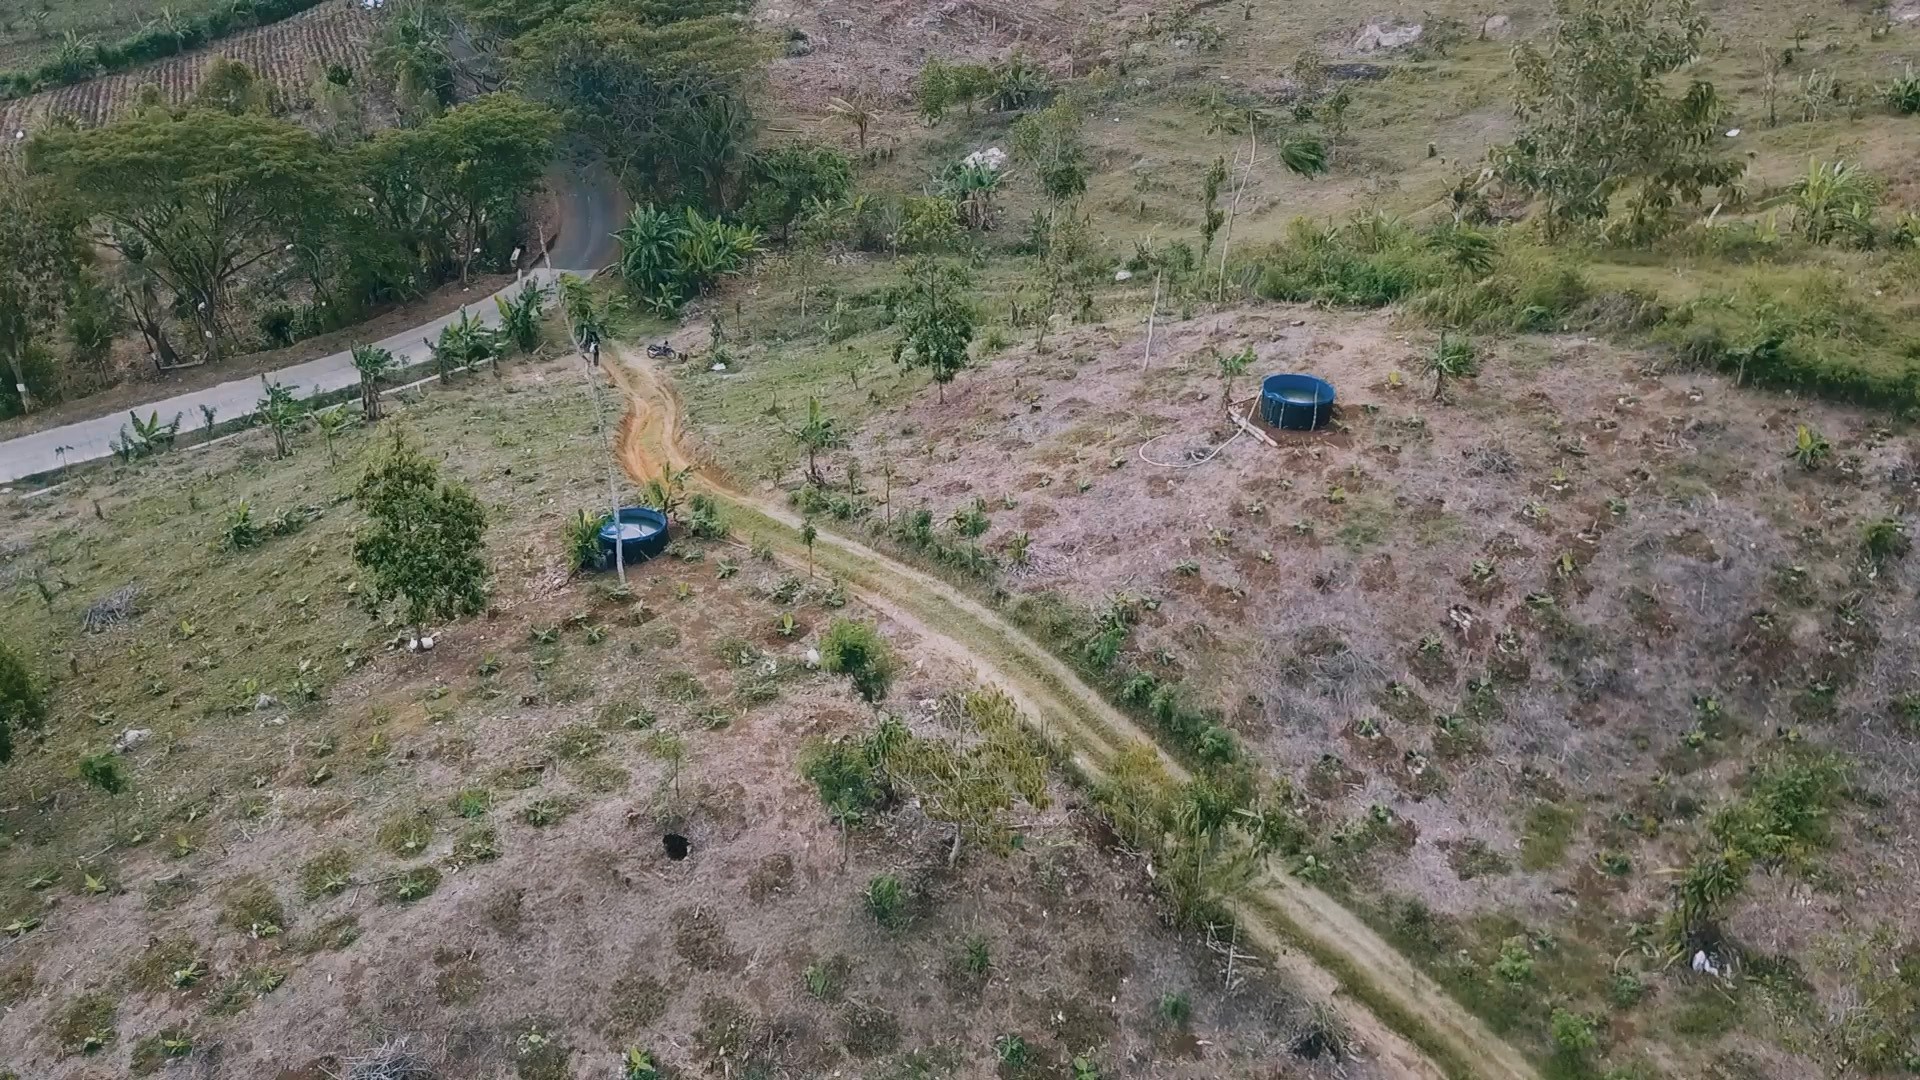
1, 0, 1918, 1077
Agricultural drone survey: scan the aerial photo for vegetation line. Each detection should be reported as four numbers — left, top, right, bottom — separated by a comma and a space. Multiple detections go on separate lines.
606, 349, 1540, 1080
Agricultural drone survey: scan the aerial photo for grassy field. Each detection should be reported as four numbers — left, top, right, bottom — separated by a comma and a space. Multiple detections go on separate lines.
0, 350, 1372, 1079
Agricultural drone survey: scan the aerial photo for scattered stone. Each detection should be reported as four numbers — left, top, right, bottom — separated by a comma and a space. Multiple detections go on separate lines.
254, 693, 280, 711
1352, 20, 1424, 52
961, 146, 1009, 172
1480, 14, 1513, 38
113, 728, 153, 754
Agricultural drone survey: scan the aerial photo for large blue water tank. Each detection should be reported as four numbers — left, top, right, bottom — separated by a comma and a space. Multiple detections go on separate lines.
1259, 374, 1336, 430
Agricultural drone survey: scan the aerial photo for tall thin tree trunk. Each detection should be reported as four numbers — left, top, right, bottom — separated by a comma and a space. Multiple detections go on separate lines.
1215, 129, 1257, 302
5, 346, 34, 413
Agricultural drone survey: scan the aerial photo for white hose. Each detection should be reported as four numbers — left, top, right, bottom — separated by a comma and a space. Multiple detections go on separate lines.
1137, 398, 1261, 469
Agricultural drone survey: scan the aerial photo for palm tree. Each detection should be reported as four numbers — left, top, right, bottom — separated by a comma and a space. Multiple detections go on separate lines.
826, 96, 877, 151
352, 345, 396, 421
787, 396, 842, 486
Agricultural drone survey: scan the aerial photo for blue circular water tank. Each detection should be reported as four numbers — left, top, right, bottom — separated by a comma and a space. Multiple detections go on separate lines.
596, 506, 671, 567
1259, 374, 1336, 431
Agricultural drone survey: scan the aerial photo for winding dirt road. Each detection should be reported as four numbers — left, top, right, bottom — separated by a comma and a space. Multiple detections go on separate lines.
602, 345, 1539, 1080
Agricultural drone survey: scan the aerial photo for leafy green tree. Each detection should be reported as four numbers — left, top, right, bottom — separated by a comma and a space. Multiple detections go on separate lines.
1012, 102, 1090, 208
891, 259, 975, 402
29, 108, 339, 361
0, 164, 81, 414
0, 640, 47, 764
742, 143, 852, 242
820, 619, 895, 703
1492, 0, 1740, 241
359, 94, 561, 284
352, 434, 490, 642
192, 57, 274, 115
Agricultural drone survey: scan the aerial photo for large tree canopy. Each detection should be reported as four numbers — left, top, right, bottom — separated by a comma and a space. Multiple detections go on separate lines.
28, 108, 340, 359
509, 0, 766, 210
359, 93, 561, 282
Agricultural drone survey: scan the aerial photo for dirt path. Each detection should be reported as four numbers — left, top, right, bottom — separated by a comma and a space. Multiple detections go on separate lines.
603, 344, 1539, 1080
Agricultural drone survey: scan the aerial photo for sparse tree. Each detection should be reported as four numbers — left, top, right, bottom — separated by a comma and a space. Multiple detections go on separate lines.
352, 433, 490, 644
1216, 346, 1254, 414
1425, 333, 1479, 401
801, 516, 819, 579
314, 408, 354, 464
1200, 156, 1229, 259
892, 259, 975, 403
1492, 0, 1740, 241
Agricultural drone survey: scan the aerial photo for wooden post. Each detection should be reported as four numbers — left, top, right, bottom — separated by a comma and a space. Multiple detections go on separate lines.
1142, 270, 1163, 372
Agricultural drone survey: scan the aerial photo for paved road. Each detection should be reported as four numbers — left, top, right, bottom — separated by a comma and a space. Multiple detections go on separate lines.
0, 163, 626, 486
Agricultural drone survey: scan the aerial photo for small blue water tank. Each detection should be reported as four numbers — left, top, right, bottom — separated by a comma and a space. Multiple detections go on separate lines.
1259, 374, 1336, 431
597, 506, 671, 567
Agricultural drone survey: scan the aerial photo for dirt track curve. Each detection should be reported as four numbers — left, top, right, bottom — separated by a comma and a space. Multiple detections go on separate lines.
601, 344, 1539, 1080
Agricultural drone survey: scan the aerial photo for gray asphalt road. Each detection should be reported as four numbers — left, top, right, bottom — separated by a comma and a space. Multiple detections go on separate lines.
0, 164, 625, 487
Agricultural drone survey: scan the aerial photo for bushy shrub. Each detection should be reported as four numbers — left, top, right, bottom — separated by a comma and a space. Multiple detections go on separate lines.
615, 204, 763, 314
0, 640, 46, 763
820, 619, 895, 703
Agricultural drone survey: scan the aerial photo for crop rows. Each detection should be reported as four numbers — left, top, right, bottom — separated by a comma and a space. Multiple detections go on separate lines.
0, 0, 374, 145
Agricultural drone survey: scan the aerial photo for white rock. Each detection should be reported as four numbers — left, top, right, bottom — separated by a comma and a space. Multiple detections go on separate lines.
113, 728, 153, 754
804, 647, 822, 669
1480, 14, 1512, 38
1114, 269, 1134, 282
254, 693, 279, 711
1353, 21, 1424, 52
961, 146, 1009, 172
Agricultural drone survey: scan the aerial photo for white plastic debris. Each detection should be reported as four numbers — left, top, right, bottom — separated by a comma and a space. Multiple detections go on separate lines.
1725, 128, 1741, 137
1691, 950, 1721, 976
710, 362, 728, 373
1114, 269, 1134, 282
408, 635, 437, 652
961, 147, 1009, 172
804, 647, 822, 669
113, 728, 153, 754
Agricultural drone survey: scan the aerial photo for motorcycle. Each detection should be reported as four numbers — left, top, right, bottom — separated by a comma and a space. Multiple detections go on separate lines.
646, 341, 679, 360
